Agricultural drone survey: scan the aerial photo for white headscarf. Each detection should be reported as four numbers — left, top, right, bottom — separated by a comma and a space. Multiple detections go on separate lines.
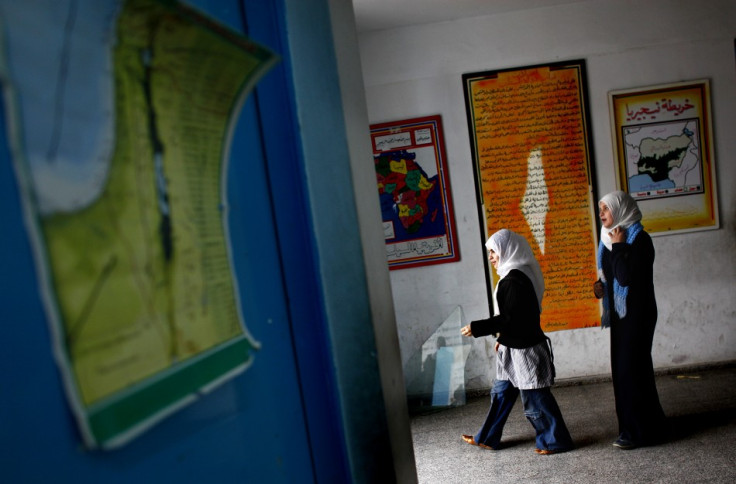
599, 190, 642, 251
486, 229, 545, 312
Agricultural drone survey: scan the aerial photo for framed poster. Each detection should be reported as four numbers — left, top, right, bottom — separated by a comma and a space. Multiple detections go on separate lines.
462, 60, 600, 331
608, 79, 719, 235
370, 115, 460, 270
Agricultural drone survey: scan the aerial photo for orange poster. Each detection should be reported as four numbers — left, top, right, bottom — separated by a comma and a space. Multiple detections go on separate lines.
462, 60, 600, 331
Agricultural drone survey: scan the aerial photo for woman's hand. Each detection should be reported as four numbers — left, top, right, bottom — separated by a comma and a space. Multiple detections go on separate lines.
609, 226, 625, 244
593, 279, 604, 299
461, 324, 473, 337
494, 341, 500, 352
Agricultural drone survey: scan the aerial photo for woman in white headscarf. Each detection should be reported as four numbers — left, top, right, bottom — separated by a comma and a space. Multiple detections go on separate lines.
594, 190, 666, 450
461, 229, 573, 455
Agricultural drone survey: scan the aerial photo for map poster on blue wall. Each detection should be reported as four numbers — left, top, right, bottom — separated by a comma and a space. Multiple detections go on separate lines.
608, 79, 719, 235
370, 115, 460, 270
1, 0, 276, 448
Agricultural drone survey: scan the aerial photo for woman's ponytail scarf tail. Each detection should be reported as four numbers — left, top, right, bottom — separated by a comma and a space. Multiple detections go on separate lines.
597, 221, 643, 327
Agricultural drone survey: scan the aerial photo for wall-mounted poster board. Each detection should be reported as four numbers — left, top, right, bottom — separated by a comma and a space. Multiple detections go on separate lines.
608, 79, 719, 235
370, 115, 460, 270
462, 60, 600, 331
3, 0, 275, 449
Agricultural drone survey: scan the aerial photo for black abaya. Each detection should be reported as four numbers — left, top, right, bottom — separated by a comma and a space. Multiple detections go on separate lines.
601, 230, 666, 445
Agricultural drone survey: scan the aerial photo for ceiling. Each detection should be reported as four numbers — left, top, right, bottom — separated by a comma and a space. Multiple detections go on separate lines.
352, 0, 587, 33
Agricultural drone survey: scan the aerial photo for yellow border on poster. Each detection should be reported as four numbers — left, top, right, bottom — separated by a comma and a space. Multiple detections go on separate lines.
608, 79, 719, 235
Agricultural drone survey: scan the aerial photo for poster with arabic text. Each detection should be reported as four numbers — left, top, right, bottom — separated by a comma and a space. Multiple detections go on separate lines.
608, 79, 719, 235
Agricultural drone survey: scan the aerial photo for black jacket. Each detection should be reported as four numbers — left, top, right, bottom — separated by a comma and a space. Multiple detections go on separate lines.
469, 269, 546, 349
601, 231, 658, 326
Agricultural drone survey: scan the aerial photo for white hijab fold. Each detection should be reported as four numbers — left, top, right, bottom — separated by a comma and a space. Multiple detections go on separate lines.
486, 229, 544, 313
599, 190, 642, 251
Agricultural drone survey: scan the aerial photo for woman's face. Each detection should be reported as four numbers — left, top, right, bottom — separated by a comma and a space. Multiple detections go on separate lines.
488, 248, 499, 269
599, 202, 614, 228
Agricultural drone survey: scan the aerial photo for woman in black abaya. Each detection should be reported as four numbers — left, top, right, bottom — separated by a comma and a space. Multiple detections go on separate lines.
594, 191, 667, 449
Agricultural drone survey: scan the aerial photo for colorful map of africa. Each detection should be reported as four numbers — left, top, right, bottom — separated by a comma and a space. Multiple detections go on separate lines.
375, 150, 437, 234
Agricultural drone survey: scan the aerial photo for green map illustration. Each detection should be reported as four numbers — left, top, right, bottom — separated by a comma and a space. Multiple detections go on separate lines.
2, 0, 275, 446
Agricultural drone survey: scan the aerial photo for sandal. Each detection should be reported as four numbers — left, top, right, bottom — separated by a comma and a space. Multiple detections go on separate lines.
462, 434, 495, 450
535, 447, 569, 455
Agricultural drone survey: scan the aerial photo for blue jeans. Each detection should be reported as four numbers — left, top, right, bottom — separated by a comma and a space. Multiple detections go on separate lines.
475, 380, 574, 451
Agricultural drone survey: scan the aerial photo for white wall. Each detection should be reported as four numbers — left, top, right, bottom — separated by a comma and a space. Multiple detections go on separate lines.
357, 0, 736, 392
